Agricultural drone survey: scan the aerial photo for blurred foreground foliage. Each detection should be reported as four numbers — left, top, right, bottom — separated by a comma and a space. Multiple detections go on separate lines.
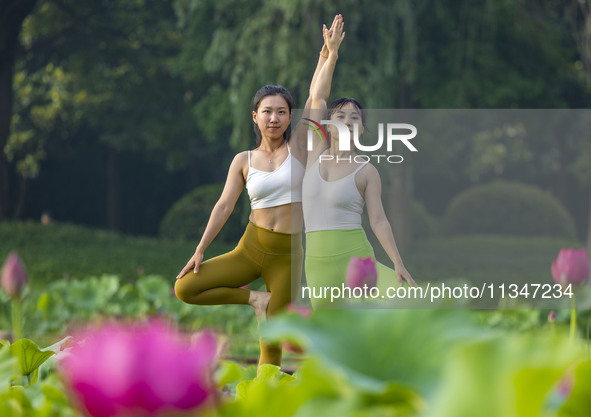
2, 306, 590, 416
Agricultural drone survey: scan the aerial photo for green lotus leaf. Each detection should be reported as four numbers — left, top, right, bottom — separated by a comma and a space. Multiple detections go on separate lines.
9, 339, 54, 382
429, 333, 582, 417
262, 309, 478, 397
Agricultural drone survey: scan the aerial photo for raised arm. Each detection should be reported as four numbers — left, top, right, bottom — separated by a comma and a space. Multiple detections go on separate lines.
307, 15, 339, 103
176, 152, 247, 279
361, 165, 417, 287
292, 14, 345, 165
309, 16, 345, 109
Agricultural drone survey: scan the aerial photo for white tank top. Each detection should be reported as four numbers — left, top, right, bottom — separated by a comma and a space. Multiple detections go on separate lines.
246, 143, 305, 209
302, 152, 368, 232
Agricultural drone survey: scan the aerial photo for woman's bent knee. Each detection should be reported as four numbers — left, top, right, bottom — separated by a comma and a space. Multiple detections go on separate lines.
174, 274, 199, 304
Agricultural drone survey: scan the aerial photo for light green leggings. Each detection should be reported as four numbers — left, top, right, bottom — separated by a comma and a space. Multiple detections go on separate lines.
175, 221, 303, 367
304, 228, 399, 308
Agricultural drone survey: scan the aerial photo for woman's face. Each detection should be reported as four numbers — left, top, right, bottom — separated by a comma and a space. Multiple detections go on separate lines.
252, 95, 292, 141
328, 102, 364, 146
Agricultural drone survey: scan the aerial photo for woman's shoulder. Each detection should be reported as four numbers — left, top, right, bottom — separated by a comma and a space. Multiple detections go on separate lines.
227, 151, 250, 176
232, 151, 250, 164
355, 160, 380, 183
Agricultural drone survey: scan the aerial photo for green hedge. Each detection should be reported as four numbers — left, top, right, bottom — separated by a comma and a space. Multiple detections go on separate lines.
442, 181, 576, 239
160, 183, 249, 243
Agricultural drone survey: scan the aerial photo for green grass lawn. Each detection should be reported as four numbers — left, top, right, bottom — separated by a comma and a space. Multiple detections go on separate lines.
371, 234, 580, 286
1, 221, 582, 289
0, 221, 234, 287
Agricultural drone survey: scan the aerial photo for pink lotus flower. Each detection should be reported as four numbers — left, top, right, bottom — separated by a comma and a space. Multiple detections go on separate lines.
548, 310, 556, 323
1, 252, 28, 300
59, 321, 218, 417
551, 248, 589, 288
346, 257, 378, 289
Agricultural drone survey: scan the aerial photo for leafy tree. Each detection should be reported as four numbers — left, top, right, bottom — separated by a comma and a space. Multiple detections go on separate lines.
2, 0, 590, 240
5, 0, 222, 230
0, 0, 39, 219
566, 0, 591, 254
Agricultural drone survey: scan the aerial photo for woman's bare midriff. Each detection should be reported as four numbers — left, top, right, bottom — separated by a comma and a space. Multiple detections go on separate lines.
249, 202, 303, 234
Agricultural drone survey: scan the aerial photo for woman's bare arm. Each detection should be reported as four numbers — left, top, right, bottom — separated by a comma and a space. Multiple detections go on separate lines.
361, 165, 416, 286
291, 14, 345, 164
176, 152, 247, 278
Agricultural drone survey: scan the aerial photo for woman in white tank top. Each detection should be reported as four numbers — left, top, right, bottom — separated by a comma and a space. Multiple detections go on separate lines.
174, 16, 344, 369
293, 18, 416, 308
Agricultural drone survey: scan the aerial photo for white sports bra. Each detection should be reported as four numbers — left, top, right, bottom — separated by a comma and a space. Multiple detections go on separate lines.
302, 152, 368, 232
246, 143, 305, 210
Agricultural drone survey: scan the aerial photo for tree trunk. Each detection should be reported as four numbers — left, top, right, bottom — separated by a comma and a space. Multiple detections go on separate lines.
587, 182, 591, 261
106, 148, 120, 231
0, 48, 12, 219
0, 0, 39, 219
12, 175, 27, 218
384, 0, 417, 253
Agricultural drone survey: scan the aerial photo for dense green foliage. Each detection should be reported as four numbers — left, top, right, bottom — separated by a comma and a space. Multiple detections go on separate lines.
160, 183, 249, 243
0, 274, 260, 355
0, 0, 588, 240
442, 181, 577, 239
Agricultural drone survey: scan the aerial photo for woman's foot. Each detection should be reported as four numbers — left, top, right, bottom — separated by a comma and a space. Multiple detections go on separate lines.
249, 290, 271, 323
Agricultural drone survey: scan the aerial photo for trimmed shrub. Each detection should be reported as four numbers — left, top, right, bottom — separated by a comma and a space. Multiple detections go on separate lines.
443, 180, 576, 239
160, 184, 249, 243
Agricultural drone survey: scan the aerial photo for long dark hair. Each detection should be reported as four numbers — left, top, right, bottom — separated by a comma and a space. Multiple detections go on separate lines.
251, 85, 295, 146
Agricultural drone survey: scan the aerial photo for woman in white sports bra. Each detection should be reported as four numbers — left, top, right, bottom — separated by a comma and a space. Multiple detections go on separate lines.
298, 17, 416, 308
174, 16, 344, 369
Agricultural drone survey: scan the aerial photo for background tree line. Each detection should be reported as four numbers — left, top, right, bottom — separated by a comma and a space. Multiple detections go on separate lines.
1, 0, 590, 251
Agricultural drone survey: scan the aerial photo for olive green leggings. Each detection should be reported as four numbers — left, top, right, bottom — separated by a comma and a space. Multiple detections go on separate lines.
174, 221, 303, 368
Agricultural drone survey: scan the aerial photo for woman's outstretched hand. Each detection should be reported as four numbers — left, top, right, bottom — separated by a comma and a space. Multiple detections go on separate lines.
395, 265, 417, 287
176, 250, 204, 279
324, 14, 345, 56
320, 14, 340, 58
